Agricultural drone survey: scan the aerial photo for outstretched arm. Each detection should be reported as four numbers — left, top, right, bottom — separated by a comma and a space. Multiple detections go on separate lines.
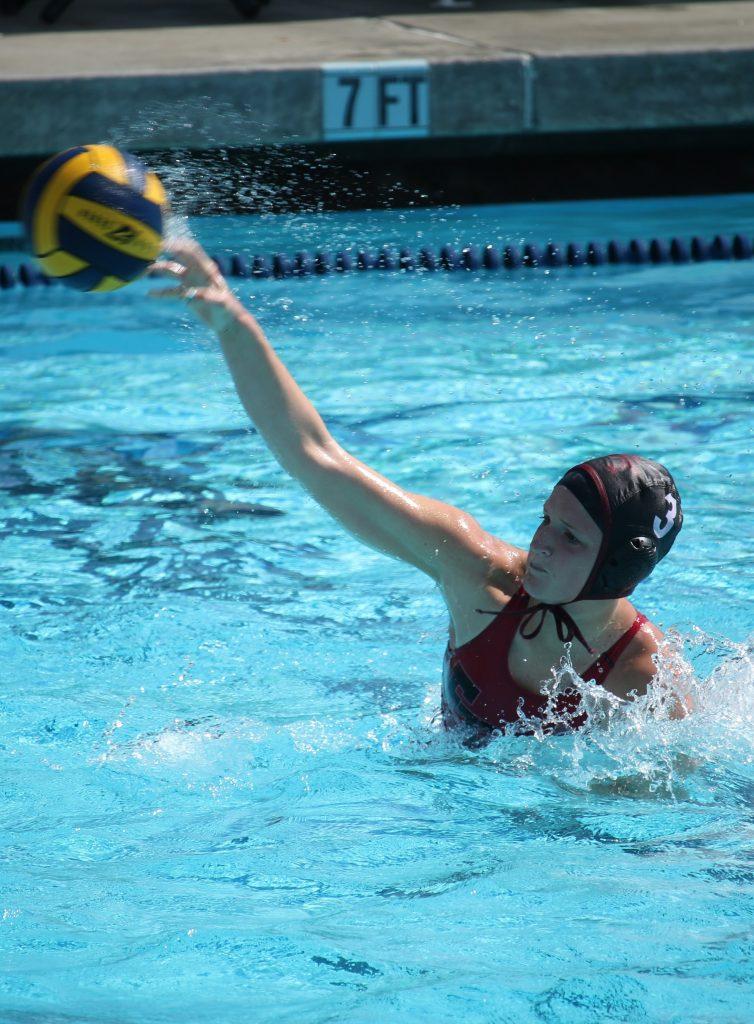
149, 239, 519, 587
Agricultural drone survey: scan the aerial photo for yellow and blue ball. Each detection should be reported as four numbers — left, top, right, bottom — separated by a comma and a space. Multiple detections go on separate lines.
21, 144, 168, 292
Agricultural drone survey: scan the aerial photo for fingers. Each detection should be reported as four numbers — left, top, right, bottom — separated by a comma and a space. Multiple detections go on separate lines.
147, 285, 183, 298
160, 239, 229, 287
161, 238, 210, 272
148, 284, 209, 302
162, 237, 201, 258
147, 260, 185, 279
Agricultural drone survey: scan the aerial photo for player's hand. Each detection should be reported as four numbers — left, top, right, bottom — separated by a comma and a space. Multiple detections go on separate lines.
147, 238, 245, 333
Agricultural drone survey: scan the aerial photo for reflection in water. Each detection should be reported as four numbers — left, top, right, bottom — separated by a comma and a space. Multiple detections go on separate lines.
0, 424, 287, 603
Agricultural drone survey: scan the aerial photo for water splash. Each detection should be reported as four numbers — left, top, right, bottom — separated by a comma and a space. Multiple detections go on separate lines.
449, 630, 754, 803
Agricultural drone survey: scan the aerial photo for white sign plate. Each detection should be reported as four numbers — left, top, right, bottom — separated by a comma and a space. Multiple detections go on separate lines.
322, 61, 430, 141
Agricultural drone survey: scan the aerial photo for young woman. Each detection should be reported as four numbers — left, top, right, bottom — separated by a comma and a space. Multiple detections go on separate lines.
149, 238, 689, 734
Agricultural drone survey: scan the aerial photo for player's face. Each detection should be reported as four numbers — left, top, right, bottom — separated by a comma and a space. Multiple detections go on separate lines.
524, 485, 604, 604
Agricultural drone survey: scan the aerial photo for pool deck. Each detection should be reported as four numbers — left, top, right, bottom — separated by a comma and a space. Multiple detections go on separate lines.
0, 1, 753, 157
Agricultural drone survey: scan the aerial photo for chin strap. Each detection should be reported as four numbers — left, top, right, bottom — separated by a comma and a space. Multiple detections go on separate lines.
475, 600, 596, 655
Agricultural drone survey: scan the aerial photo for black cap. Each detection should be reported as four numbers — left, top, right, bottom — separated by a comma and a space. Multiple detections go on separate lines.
557, 454, 683, 600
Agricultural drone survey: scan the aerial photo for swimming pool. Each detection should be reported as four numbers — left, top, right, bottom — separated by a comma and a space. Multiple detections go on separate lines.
1, 194, 753, 1022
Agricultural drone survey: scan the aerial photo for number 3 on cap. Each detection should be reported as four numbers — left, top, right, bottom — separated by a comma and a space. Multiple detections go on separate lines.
653, 494, 677, 539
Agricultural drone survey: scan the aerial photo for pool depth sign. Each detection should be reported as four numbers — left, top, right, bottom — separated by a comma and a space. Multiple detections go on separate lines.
322, 61, 430, 141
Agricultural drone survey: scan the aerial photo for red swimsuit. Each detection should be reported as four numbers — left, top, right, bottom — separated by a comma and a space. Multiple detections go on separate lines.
442, 587, 647, 733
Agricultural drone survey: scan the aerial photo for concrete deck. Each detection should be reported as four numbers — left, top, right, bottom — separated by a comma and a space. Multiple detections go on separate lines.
1, 1, 753, 157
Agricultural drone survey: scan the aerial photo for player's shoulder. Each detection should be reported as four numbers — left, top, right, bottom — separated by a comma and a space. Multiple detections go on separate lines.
485, 539, 527, 596
606, 606, 662, 699
606, 611, 692, 718
435, 508, 526, 596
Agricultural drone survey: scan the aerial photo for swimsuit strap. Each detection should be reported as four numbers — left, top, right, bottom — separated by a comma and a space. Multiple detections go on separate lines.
515, 601, 596, 655
475, 587, 596, 655
474, 585, 528, 621
589, 611, 648, 676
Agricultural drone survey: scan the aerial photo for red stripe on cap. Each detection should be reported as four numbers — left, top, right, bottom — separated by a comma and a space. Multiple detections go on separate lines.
574, 462, 612, 600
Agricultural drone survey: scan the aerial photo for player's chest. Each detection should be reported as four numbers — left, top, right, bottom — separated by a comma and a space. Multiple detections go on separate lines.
507, 629, 594, 693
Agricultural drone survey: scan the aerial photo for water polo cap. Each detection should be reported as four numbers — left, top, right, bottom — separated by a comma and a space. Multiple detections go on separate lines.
479, 454, 683, 656
557, 453, 683, 601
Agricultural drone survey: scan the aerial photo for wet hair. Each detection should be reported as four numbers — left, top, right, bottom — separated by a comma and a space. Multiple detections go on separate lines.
557, 454, 683, 600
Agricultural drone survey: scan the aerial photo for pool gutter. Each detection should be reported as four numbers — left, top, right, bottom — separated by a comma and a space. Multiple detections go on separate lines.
0, 2, 753, 158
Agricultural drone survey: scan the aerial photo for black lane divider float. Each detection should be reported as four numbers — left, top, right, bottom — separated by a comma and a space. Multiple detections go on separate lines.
2, 233, 753, 290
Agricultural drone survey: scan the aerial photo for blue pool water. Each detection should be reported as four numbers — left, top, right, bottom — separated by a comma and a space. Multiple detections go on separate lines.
1, 194, 753, 1023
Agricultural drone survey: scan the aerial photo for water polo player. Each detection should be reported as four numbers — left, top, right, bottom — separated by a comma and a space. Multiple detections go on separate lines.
149, 238, 690, 734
